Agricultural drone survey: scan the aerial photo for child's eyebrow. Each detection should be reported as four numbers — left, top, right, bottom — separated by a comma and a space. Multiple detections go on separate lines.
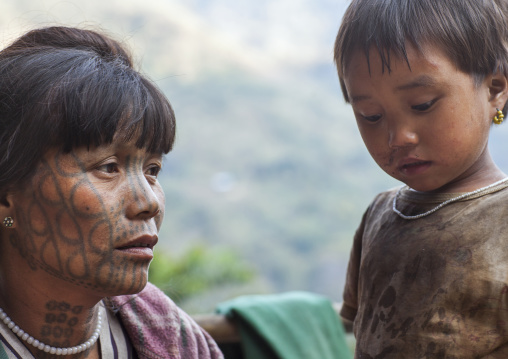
395, 75, 438, 92
350, 75, 438, 104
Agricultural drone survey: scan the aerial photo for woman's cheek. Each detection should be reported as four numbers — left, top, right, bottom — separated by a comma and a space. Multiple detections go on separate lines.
26, 201, 51, 236
69, 181, 105, 217
38, 171, 64, 206
55, 210, 82, 244
155, 185, 165, 230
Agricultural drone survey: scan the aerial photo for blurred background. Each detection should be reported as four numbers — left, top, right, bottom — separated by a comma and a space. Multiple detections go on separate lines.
3, 0, 508, 314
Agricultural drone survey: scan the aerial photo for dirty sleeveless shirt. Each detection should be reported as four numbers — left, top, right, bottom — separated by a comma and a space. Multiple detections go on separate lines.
341, 183, 508, 358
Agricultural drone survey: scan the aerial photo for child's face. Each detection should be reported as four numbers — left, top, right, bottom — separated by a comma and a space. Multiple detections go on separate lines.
343, 43, 507, 192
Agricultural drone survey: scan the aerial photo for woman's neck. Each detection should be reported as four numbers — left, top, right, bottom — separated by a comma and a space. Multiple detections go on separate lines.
0, 252, 104, 358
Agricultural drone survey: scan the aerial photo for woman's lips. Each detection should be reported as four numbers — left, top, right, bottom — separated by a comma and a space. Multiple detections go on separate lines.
116, 246, 154, 260
115, 235, 158, 260
398, 160, 432, 176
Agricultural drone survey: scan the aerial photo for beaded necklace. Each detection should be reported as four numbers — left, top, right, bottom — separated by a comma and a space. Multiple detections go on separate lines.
392, 177, 508, 220
0, 306, 102, 356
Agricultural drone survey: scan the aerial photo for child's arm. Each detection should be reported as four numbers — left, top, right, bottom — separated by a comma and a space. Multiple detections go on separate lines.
341, 208, 369, 325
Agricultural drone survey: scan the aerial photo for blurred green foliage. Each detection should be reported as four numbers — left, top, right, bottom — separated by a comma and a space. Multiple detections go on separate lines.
149, 245, 255, 304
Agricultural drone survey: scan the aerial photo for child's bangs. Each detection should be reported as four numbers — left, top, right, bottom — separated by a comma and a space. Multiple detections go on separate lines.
337, 1, 437, 77
335, 0, 508, 101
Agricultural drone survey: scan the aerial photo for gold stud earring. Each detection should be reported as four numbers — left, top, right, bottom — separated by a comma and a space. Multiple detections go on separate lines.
3, 217, 13, 227
493, 108, 504, 125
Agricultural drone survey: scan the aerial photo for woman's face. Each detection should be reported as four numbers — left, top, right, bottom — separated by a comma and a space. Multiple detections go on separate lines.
5, 138, 165, 296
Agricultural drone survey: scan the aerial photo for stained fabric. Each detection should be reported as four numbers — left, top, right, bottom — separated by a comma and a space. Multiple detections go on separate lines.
342, 183, 508, 358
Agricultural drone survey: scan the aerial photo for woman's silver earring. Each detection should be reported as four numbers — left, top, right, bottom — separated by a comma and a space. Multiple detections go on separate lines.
3, 217, 13, 227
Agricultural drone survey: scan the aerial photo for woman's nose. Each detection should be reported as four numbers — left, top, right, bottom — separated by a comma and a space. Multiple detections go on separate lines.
125, 175, 161, 220
388, 121, 418, 149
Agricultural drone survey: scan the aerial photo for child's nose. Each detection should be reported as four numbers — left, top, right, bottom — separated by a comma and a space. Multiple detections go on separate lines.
388, 122, 418, 149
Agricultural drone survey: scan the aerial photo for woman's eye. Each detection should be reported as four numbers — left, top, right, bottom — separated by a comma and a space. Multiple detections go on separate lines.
146, 165, 162, 178
412, 99, 435, 112
97, 162, 119, 174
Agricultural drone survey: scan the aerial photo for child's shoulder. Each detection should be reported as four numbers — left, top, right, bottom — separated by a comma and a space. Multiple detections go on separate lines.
373, 181, 508, 204
365, 181, 508, 222
373, 186, 400, 201
366, 186, 400, 210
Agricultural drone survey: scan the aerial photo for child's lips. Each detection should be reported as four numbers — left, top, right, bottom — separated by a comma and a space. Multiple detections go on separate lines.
398, 158, 432, 176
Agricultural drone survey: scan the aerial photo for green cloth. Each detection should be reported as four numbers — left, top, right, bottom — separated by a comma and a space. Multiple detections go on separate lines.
216, 292, 352, 359
0, 343, 8, 359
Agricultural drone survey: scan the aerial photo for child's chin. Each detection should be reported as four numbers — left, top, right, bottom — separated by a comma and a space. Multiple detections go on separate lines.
395, 178, 437, 192
406, 182, 445, 193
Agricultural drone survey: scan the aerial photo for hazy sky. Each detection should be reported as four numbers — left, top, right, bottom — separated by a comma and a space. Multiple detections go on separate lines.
0, 0, 350, 77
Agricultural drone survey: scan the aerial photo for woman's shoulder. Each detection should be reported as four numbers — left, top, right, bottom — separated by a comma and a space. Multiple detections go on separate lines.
108, 283, 224, 359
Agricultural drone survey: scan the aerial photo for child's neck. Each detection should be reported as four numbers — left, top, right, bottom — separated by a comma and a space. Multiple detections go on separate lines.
429, 161, 506, 194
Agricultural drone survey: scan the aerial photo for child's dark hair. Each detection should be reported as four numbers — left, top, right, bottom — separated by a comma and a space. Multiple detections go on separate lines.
334, 0, 508, 104
0, 26, 176, 192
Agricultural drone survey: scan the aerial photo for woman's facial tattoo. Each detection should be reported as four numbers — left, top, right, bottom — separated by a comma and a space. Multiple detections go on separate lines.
8, 142, 164, 295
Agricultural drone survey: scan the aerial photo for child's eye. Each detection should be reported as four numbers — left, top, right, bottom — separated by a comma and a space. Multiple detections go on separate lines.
146, 165, 162, 178
362, 114, 382, 123
97, 162, 119, 174
411, 99, 436, 112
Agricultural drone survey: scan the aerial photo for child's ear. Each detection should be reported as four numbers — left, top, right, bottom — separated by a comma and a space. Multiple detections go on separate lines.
487, 72, 508, 110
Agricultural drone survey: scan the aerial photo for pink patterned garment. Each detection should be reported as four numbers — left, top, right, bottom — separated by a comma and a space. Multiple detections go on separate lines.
109, 283, 224, 359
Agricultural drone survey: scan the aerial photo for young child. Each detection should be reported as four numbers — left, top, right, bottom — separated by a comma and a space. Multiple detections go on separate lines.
334, 0, 508, 357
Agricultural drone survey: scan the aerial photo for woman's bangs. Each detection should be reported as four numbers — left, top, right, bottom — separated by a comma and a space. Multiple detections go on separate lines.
57, 61, 175, 154
115, 79, 176, 155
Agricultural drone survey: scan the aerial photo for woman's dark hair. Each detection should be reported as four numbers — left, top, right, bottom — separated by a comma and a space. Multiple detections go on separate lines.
0, 26, 176, 192
334, 0, 508, 103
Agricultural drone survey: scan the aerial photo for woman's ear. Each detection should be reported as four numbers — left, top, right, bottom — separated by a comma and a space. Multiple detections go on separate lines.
0, 193, 16, 229
488, 72, 508, 111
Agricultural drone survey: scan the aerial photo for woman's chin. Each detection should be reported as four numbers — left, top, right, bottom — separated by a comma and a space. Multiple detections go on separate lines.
113, 275, 149, 296
85, 273, 150, 298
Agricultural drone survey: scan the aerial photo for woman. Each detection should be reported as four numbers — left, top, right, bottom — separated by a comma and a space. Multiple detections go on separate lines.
0, 26, 223, 359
